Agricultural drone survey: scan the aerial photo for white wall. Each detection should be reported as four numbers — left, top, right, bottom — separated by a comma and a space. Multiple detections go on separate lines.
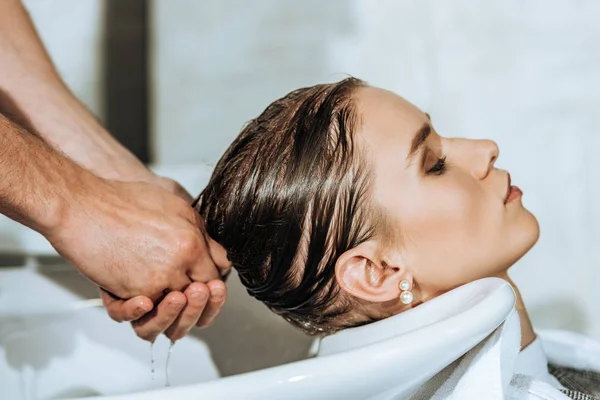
151, 0, 355, 165
152, 0, 600, 341
23, 0, 105, 115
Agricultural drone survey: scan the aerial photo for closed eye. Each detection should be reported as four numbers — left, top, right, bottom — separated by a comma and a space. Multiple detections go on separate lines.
427, 156, 447, 175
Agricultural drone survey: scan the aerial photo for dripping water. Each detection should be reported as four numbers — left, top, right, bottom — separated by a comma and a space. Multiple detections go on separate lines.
165, 340, 175, 387
150, 341, 156, 381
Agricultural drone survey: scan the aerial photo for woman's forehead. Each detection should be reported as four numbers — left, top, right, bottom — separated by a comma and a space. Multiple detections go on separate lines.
354, 87, 428, 155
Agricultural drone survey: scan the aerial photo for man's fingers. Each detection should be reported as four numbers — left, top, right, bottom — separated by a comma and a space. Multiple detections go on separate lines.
100, 289, 153, 322
196, 280, 227, 328
196, 209, 230, 271
207, 236, 231, 270
187, 210, 229, 279
187, 237, 221, 283
164, 282, 210, 341
100, 289, 124, 322
131, 291, 187, 342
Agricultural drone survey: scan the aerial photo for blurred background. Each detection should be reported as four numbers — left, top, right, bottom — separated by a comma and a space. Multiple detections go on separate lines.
2, 0, 600, 383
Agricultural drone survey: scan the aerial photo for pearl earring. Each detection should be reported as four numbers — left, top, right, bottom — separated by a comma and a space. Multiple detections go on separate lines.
399, 279, 413, 305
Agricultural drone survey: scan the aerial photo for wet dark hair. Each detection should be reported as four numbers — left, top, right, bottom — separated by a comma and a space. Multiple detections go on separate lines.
196, 77, 384, 335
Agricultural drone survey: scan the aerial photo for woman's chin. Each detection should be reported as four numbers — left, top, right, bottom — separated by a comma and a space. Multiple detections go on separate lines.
523, 210, 541, 249
496, 212, 540, 274
507, 218, 540, 270
514, 206, 540, 246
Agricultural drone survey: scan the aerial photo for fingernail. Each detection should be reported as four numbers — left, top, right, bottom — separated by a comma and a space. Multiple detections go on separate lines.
135, 300, 152, 317
190, 291, 208, 301
135, 306, 148, 318
211, 289, 225, 300
169, 301, 185, 311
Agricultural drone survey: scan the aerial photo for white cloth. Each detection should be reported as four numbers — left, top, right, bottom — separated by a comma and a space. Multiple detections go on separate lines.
515, 337, 564, 390
539, 329, 600, 372
411, 307, 600, 400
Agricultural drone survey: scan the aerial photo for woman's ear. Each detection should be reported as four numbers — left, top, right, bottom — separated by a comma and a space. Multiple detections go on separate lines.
335, 242, 412, 303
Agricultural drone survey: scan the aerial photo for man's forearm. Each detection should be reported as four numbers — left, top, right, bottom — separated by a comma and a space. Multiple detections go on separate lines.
0, 113, 95, 234
0, 0, 149, 181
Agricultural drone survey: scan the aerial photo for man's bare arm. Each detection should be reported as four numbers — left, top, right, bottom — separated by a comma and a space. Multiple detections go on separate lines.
0, 113, 81, 233
0, 0, 230, 341
0, 0, 149, 181
0, 113, 229, 341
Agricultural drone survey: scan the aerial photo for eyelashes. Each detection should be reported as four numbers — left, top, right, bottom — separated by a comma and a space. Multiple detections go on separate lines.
427, 156, 447, 175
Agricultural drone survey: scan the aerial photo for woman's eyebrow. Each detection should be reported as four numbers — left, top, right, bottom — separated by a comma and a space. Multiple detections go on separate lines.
406, 122, 431, 166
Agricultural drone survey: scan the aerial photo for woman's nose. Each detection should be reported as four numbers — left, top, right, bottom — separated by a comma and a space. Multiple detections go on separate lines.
471, 139, 499, 179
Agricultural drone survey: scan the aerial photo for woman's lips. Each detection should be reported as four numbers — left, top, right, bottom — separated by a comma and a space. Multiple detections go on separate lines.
506, 185, 523, 204
503, 172, 522, 204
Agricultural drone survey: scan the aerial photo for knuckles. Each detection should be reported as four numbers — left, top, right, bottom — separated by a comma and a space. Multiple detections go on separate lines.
168, 229, 205, 266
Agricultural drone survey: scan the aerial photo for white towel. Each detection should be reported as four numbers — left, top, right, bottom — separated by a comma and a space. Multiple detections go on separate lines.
540, 329, 600, 372
410, 308, 579, 400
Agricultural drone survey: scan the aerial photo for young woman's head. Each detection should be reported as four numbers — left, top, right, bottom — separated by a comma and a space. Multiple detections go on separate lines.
196, 78, 539, 335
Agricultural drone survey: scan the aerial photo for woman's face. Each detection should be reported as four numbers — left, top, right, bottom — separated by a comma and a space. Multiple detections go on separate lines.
356, 86, 539, 295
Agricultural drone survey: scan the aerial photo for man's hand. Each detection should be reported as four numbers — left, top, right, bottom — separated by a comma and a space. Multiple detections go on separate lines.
145, 279, 226, 339
100, 279, 227, 342
45, 177, 231, 341
97, 174, 232, 342
47, 179, 216, 297
0, 0, 231, 342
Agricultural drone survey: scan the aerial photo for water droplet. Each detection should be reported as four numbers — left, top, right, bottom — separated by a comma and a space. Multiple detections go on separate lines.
165, 340, 175, 387
150, 341, 156, 381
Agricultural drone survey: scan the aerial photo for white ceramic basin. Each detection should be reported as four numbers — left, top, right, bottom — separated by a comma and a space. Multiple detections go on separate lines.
0, 267, 220, 400
63, 277, 515, 400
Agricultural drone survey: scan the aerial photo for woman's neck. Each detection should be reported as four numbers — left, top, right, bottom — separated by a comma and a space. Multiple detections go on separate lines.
497, 273, 536, 350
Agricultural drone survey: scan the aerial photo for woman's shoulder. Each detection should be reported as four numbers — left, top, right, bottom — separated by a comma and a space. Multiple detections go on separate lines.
538, 329, 600, 372
548, 364, 600, 400
539, 329, 600, 399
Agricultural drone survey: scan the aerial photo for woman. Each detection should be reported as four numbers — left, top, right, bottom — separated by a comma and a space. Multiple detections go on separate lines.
195, 78, 600, 399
